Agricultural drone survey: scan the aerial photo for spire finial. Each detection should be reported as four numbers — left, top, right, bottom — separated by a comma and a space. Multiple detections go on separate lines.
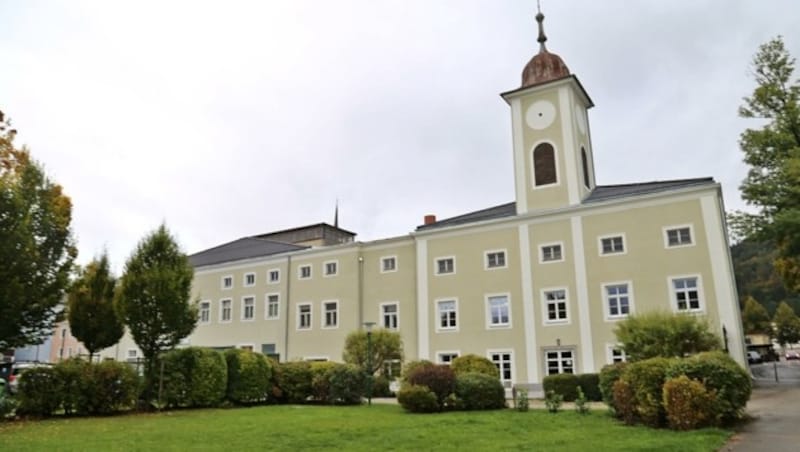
334, 199, 339, 228
536, 1, 547, 52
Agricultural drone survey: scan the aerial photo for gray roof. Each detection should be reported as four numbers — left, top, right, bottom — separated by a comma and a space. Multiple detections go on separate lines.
189, 237, 307, 268
416, 178, 715, 231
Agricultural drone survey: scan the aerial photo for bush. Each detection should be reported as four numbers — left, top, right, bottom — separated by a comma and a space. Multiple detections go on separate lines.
599, 362, 628, 409
224, 349, 273, 405
666, 351, 751, 424
372, 375, 393, 397
54, 358, 90, 415
83, 360, 138, 415
663, 375, 716, 430
401, 360, 433, 383
576, 373, 601, 402
328, 363, 365, 405
612, 378, 636, 425
406, 364, 455, 409
161, 347, 227, 408
542, 373, 579, 402
450, 354, 499, 378
454, 372, 505, 410
397, 385, 439, 413
275, 361, 313, 404
16, 366, 63, 417
575, 386, 590, 414
545, 390, 563, 413
614, 311, 720, 361
625, 357, 674, 428
0, 389, 17, 420
310, 361, 338, 402
515, 388, 529, 412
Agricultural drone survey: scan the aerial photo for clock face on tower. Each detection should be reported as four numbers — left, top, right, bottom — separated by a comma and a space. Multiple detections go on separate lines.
525, 100, 556, 130
574, 104, 587, 134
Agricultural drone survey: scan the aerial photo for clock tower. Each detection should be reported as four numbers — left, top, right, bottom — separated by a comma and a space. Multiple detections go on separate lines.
502, 10, 596, 215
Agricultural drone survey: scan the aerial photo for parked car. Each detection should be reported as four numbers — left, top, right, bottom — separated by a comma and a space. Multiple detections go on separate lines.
7, 362, 51, 395
747, 351, 763, 364
786, 351, 800, 361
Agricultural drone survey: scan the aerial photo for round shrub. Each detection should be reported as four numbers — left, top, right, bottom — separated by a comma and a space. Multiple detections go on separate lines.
450, 354, 499, 378
397, 385, 439, 413
625, 357, 675, 428
328, 363, 366, 405
162, 347, 227, 408
275, 361, 313, 404
612, 378, 636, 425
663, 375, 716, 430
85, 360, 139, 415
454, 372, 506, 410
225, 349, 273, 405
310, 361, 338, 402
16, 366, 63, 417
406, 364, 455, 409
372, 374, 393, 397
542, 373, 579, 402
401, 360, 433, 383
54, 358, 91, 415
599, 362, 627, 409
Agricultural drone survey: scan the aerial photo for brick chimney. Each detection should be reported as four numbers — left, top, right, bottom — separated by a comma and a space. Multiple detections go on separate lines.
424, 214, 437, 225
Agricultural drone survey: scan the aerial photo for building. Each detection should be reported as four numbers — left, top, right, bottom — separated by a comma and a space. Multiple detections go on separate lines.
102, 12, 745, 392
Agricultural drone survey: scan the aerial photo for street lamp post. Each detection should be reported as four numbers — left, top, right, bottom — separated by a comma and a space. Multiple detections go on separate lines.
363, 321, 376, 406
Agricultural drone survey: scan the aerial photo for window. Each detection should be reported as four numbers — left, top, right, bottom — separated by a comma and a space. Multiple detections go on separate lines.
671, 276, 702, 312
435, 257, 455, 275
238, 344, 254, 352
323, 301, 338, 328
546, 350, 574, 375
486, 294, 511, 328
533, 142, 557, 186
485, 250, 507, 269
268, 269, 280, 284
127, 349, 138, 360
324, 261, 338, 277
438, 352, 459, 365
242, 296, 255, 321
581, 147, 591, 189
381, 256, 397, 273
299, 265, 312, 279
490, 351, 513, 386
244, 272, 256, 287
381, 302, 399, 329
266, 294, 280, 319
199, 301, 210, 324
298, 304, 312, 330
540, 243, 563, 263
543, 289, 568, 323
221, 275, 233, 290
220, 299, 232, 323
608, 345, 627, 364
604, 283, 631, 319
599, 235, 625, 255
437, 299, 458, 331
665, 225, 693, 247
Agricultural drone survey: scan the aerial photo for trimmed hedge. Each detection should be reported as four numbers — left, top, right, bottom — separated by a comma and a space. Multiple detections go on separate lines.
16, 366, 63, 417
451, 354, 499, 378
397, 385, 439, 413
624, 357, 675, 428
55, 358, 89, 415
406, 364, 455, 409
599, 362, 627, 409
576, 373, 601, 402
310, 361, 338, 402
224, 349, 273, 405
663, 375, 716, 430
542, 373, 579, 402
328, 363, 365, 405
274, 361, 313, 404
82, 361, 138, 415
161, 347, 227, 408
454, 372, 505, 410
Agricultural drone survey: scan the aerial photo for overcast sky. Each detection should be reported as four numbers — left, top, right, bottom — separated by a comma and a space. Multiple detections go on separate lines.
1, 0, 798, 273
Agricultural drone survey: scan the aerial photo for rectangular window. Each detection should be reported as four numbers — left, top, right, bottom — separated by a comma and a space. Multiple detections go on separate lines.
599, 235, 625, 255
438, 352, 459, 365
381, 256, 397, 273
665, 226, 693, 247
238, 344, 254, 352
220, 299, 232, 323
490, 351, 513, 386
485, 250, 507, 269
604, 283, 631, 319
268, 269, 280, 284
540, 243, 563, 263
299, 265, 312, 279
244, 272, 256, 287
671, 276, 702, 312
546, 349, 575, 375
486, 294, 510, 328
323, 301, 338, 328
242, 296, 255, 321
127, 349, 138, 360
381, 302, 399, 329
266, 294, 280, 319
437, 299, 458, 330
199, 301, 210, 324
543, 289, 568, 323
608, 346, 627, 364
298, 303, 312, 330
435, 257, 455, 275
222, 275, 233, 290
324, 261, 338, 277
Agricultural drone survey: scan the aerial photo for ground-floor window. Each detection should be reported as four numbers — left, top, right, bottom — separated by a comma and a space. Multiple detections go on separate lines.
489, 350, 513, 387
437, 351, 459, 365
545, 349, 575, 375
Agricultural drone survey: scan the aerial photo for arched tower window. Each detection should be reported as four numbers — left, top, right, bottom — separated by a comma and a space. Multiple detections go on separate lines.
533, 143, 557, 186
581, 147, 591, 188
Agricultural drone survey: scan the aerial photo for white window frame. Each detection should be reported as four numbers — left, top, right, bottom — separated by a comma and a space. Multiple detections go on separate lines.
602, 281, 634, 321
598, 233, 626, 256
237, 344, 255, 352
545, 348, 576, 375
298, 264, 312, 280
221, 275, 233, 290
668, 274, 704, 313
437, 351, 460, 365
297, 303, 312, 330
484, 249, 508, 270
265, 293, 280, 320
541, 287, 570, 325
435, 298, 459, 332
488, 349, 515, 387
127, 349, 138, 360
485, 293, 512, 329
663, 224, 695, 248
219, 298, 232, 323
243, 272, 256, 287
380, 302, 399, 330
199, 300, 211, 325
321, 300, 339, 329
434, 256, 456, 276
380, 256, 398, 273
323, 260, 338, 277
539, 242, 564, 264
606, 344, 627, 364
241, 295, 256, 321
267, 269, 280, 285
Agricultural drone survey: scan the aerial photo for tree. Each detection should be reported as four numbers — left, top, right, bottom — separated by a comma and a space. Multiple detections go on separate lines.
115, 224, 197, 399
342, 329, 403, 376
731, 238, 800, 314
0, 110, 77, 349
773, 301, 800, 349
741, 296, 773, 336
614, 311, 721, 361
732, 36, 800, 291
67, 252, 124, 361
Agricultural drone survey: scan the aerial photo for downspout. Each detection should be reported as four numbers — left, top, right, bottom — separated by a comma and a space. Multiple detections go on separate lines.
284, 255, 292, 361
358, 253, 364, 328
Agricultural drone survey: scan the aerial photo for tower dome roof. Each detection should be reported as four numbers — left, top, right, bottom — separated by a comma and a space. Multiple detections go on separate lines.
521, 10, 570, 88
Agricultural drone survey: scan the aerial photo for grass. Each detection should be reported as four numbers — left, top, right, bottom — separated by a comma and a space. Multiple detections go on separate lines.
0, 404, 731, 451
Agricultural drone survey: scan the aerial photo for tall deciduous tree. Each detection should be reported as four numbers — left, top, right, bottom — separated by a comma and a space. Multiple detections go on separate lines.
0, 110, 77, 349
773, 301, 800, 348
741, 296, 773, 336
342, 329, 403, 376
115, 224, 197, 399
67, 253, 123, 361
614, 311, 721, 361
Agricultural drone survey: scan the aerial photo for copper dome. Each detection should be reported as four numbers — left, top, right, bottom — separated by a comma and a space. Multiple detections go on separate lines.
520, 11, 570, 88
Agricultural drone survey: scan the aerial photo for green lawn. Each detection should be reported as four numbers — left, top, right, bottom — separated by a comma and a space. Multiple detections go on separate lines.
0, 404, 731, 451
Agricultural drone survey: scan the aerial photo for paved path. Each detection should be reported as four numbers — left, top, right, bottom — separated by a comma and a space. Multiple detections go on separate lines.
722, 381, 800, 452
